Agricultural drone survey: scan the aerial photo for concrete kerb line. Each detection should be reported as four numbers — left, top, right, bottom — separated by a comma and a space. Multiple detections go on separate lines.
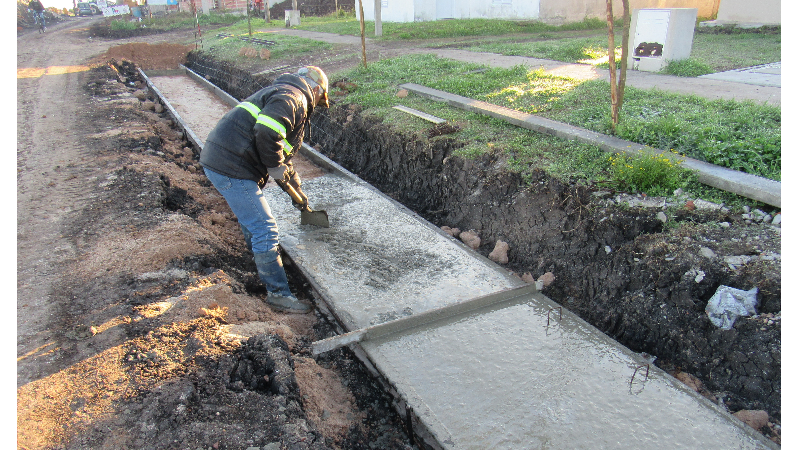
399, 82, 781, 208
139, 68, 205, 151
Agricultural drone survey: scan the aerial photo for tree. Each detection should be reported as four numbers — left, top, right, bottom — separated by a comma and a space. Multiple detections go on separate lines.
605, 0, 631, 134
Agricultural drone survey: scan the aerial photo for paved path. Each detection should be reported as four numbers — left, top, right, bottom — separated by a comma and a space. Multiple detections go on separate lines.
277, 29, 780, 106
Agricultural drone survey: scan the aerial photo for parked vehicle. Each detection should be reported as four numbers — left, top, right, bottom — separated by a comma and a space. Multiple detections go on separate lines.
76, 2, 100, 16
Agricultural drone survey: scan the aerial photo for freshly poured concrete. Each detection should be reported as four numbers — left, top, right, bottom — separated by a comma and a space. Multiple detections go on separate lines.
363, 291, 774, 449
260, 165, 524, 329
148, 71, 779, 450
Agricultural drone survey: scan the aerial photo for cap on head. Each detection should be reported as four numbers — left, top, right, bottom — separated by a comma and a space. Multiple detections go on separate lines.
297, 66, 329, 108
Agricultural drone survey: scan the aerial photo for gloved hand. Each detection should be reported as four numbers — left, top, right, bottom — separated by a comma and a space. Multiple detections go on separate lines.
267, 164, 288, 182
285, 166, 307, 210
287, 167, 301, 189
291, 186, 309, 211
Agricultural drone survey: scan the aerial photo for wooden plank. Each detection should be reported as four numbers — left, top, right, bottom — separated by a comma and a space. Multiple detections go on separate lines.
392, 105, 446, 124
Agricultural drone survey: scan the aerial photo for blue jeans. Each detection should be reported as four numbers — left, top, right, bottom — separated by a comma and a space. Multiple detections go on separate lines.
203, 167, 280, 255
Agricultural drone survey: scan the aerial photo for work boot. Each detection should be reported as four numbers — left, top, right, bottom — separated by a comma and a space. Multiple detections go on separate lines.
253, 251, 311, 313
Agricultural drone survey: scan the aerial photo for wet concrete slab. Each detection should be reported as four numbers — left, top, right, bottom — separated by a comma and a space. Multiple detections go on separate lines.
259, 153, 525, 330
361, 289, 777, 449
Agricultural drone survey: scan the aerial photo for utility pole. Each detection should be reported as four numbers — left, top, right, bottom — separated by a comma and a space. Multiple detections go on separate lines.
265, 0, 270, 23
374, 0, 382, 37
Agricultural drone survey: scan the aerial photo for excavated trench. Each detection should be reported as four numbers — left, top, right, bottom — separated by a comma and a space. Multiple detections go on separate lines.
182, 53, 780, 434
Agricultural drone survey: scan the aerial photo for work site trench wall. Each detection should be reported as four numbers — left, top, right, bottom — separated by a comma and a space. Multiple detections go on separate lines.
184, 57, 781, 431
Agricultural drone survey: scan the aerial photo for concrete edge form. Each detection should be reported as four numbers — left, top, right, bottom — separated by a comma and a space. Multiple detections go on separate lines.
138, 68, 205, 151
179, 64, 240, 108
399, 82, 781, 208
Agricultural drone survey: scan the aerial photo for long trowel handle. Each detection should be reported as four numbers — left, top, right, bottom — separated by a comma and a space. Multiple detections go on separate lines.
274, 178, 310, 211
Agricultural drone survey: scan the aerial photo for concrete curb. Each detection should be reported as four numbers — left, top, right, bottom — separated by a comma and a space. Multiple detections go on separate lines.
400, 83, 781, 208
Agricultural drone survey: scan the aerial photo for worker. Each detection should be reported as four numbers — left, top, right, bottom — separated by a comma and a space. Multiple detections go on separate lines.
200, 66, 329, 313
28, 0, 45, 27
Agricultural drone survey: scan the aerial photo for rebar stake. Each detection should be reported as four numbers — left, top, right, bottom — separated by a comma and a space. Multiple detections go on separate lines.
546, 306, 562, 327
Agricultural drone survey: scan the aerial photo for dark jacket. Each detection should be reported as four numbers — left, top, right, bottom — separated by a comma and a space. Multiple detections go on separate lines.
200, 73, 315, 183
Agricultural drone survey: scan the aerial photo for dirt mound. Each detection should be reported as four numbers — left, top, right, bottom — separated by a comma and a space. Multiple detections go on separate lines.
92, 42, 195, 71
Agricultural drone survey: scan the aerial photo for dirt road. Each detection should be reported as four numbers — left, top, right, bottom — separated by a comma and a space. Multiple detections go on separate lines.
17, 18, 413, 450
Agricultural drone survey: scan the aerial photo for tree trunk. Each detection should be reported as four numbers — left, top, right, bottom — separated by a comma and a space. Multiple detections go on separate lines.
358, 0, 367, 68
605, 0, 631, 134
605, 0, 619, 132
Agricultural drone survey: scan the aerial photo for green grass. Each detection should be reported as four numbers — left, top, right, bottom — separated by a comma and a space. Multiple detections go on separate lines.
661, 58, 714, 77
291, 15, 608, 39
690, 28, 781, 72
331, 53, 780, 193
139, 11, 242, 30
199, 22, 333, 63
166, 14, 779, 200
543, 80, 781, 181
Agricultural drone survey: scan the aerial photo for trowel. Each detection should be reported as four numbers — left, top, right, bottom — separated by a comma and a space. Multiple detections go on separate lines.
274, 179, 330, 227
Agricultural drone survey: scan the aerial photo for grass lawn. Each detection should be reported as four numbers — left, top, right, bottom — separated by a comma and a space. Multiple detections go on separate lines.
176, 14, 780, 203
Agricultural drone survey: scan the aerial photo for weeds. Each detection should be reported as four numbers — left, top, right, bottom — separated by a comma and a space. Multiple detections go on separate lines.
661, 58, 714, 77
608, 151, 697, 196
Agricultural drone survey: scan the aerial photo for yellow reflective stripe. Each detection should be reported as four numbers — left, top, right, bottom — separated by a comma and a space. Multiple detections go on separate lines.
236, 101, 260, 118
237, 102, 292, 155
256, 114, 288, 139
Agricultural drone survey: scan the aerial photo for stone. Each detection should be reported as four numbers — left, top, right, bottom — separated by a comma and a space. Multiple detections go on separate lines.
488, 240, 510, 264
459, 230, 480, 250
719, 221, 730, 228
772, 214, 781, 225
520, 272, 536, 284
693, 199, 723, 210
260, 48, 271, 60
676, 371, 703, 392
733, 410, 769, 431
684, 200, 695, 211
537, 272, 555, 287
699, 247, 716, 259
440, 226, 460, 237
141, 100, 155, 111
656, 212, 667, 223
154, 102, 164, 113
396, 89, 408, 98
742, 205, 751, 213
591, 190, 611, 198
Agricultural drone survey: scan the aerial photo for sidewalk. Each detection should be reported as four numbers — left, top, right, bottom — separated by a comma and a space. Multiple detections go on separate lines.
276, 29, 780, 106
